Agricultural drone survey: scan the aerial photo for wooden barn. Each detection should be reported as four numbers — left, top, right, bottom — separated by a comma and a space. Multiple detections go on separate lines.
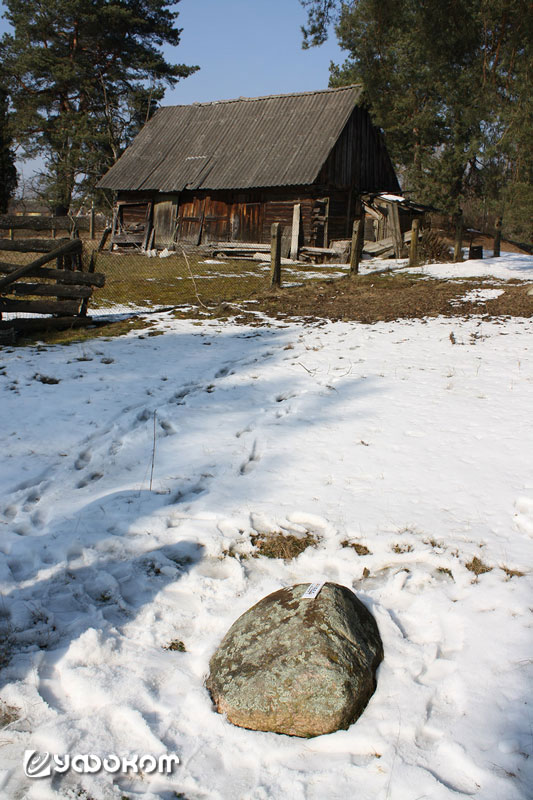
97, 85, 400, 252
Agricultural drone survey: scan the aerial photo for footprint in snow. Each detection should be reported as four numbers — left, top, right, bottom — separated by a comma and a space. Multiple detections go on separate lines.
240, 440, 261, 475
77, 472, 104, 489
37, 659, 69, 715
136, 408, 152, 422
30, 509, 47, 528
108, 439, 122, 456
424, 741, 484, 795
74, 450, 91, 470
168, 475, 212, 506
235, 425, 252, 439
159, 418, 176, 436
173, 384, 199, 404
275, 391, 297, 403
514, 496, 533, 536
24, 488, 41, 505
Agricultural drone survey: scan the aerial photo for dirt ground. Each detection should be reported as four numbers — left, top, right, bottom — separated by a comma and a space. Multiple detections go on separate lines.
246, 272, 533, 324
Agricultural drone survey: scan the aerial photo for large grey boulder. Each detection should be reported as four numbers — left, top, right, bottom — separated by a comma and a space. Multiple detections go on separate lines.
206, 583, 383, 737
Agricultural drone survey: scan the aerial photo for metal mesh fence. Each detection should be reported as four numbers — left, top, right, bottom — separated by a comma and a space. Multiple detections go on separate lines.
0, 235, 352, 329
86, 248, 349, 318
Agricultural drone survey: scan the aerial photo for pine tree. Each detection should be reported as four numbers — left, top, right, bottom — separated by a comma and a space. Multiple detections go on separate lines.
300, 0, 533, 240
0, 80, 18, 214
1, 0, 198, 212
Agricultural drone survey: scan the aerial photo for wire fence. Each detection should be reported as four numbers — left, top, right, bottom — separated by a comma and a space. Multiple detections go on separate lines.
87, 248, 349, 318
0, 235, 352, 329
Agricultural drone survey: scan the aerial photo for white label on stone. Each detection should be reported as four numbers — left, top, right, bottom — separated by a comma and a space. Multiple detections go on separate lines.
302, 582, 325, 599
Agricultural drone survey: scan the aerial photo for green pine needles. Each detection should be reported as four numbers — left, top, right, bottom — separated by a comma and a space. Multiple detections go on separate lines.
1, 0, 198, 212
301, 0, 533, 243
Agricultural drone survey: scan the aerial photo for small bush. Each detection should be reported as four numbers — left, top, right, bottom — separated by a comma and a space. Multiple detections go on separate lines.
419, 229, 452, 264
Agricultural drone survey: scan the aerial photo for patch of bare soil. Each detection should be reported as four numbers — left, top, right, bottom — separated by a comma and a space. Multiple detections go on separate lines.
252, 273, 533, 324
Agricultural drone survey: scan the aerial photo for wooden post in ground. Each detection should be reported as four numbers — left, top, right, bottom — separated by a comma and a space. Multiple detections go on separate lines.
453, 211, 463, 262
290, 203, 301, 260
349, 218, 364, 275
390, 202, 403, 258
270, 222, 281, 288
89, 202, 95, 240
409, 218, 420, 267
493, 216, 502, 258
323, 197, 330, 247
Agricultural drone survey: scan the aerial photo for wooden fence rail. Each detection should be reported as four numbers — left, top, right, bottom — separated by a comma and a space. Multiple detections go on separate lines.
0, 214, 92, 232
0, 238, 105, 331
0, 211, 108, 239
0, 239, 83, 290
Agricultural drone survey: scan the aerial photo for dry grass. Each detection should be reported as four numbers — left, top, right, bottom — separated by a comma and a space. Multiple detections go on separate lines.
465, 556, 493, 575
256, 272, 533, 323
90, 252, 345, 312
436, 567, 454, 580
419, 230, 453, 264
11, 316, 154, 348
501, 565, 525, 579
163, 639, 186, 652
251, 531, 318, 560
4, 244, 533, 348
0, 700, 19, 728
392, 543, 414, 554
341, 540, 372, 556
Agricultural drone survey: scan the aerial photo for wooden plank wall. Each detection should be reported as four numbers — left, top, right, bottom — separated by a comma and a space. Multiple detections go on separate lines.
320, 108, 400, 193
261, 196, 313, 245
174, 190, 317, 247
153, 196, 178, 248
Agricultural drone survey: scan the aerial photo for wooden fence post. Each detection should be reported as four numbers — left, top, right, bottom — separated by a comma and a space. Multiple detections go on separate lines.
89, 202, 95, 240
323, 197, 330, 247
350, 218, 364, 274
409, 218, 420, 267
270, 222, 281, 288
391, 203, 403, 259
290, 203, 301, 260
453, 211, 463, 262
493, 216, 502, 258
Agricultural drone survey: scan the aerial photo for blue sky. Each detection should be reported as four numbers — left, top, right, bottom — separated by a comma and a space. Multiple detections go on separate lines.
0, 0, 345, 179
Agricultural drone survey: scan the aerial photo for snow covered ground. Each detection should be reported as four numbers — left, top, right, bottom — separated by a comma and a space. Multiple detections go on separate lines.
405, 251, 533, 282
0, 262, 532, 799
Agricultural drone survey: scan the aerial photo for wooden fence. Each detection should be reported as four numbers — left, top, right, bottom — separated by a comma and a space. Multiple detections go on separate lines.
0, 237, 105, 333
0, 212, 105, 239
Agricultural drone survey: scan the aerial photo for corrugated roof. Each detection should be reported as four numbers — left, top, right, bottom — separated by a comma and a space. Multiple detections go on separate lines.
98, 85, 364, 192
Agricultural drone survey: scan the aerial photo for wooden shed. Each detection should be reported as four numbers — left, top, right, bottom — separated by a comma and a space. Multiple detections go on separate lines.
97, 86, 400, 251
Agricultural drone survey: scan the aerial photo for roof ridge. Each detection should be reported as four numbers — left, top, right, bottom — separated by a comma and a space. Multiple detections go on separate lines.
162, 84, 363, 110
